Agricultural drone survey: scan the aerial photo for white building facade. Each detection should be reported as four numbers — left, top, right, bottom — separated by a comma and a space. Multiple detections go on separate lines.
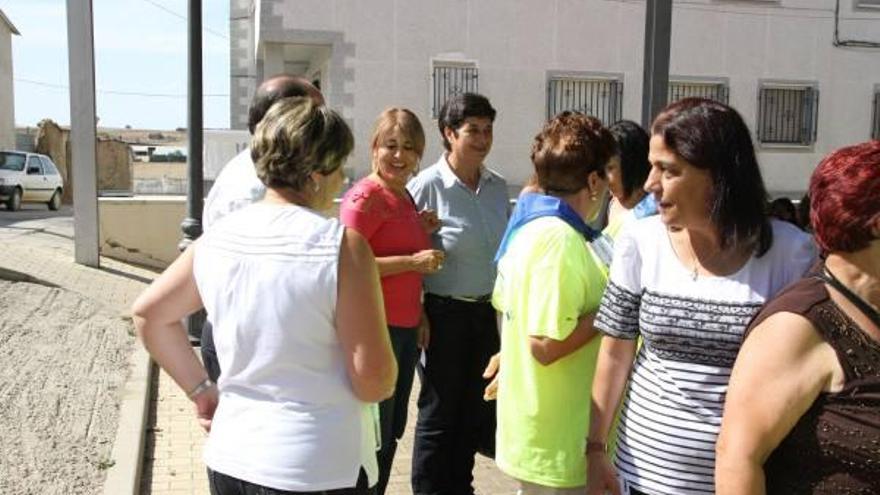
230, 0, 880, 196
0, 9, 19, 151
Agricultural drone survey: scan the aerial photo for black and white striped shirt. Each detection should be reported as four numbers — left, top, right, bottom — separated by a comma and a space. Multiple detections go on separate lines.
594, 216, 815, 494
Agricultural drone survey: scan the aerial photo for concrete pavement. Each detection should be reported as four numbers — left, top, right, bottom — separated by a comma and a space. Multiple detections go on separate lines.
0, 205, 517, 494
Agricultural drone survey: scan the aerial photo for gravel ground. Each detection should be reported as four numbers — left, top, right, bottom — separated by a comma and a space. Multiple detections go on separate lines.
0, 280, 134, 495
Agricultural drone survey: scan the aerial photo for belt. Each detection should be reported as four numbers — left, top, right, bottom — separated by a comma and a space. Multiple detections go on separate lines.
427, 293, 492, 304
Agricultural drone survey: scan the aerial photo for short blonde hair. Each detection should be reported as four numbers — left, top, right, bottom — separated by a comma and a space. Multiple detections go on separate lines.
251, 96, 353, 190
370, 108, 426, 167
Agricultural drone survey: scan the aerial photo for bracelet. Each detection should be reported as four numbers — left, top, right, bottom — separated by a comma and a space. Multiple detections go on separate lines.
187, 378, 215, 399
585, 440, 607, 454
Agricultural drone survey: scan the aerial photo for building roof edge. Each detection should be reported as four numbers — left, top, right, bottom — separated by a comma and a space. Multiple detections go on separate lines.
0, 9, 20, 36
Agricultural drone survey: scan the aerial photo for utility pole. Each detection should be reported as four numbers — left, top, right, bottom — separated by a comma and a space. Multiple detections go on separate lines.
641, 0, 673, 129
66, 0, 100, 267
181, 0, 205, 342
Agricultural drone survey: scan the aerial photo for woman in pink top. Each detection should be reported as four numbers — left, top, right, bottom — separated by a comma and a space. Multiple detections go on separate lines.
340, 108, 444, 495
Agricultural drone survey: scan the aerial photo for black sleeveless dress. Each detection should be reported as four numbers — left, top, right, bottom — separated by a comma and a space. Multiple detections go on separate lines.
745, 270, 880, 494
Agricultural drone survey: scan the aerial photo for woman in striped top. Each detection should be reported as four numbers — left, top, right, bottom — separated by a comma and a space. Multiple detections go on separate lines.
586, 98, 815, 495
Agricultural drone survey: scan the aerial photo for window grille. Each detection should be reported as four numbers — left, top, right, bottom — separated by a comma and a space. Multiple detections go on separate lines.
757, 84, 819, 145
668, 81, 729, 104
547, 77, 622, 124
873, 88, 880, 140
431, 63, 479, 119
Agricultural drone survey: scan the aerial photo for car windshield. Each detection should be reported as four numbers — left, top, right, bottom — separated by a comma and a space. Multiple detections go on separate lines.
0, 152, 26, 171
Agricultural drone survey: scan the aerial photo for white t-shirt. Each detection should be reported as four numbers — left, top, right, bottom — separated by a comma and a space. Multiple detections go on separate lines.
194, 203, 378, 491
594, 217, 816, 495
202, 148, 266, 230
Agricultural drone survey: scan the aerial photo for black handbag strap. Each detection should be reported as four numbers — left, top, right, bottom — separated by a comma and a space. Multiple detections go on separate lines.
817, 266, 880, 331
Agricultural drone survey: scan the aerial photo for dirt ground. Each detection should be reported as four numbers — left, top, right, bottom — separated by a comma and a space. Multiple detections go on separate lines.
0, 280, 134, 495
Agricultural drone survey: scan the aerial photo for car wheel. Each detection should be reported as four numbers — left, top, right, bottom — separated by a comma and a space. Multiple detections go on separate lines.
6, 187, 21, 211
48, 189, 61, 211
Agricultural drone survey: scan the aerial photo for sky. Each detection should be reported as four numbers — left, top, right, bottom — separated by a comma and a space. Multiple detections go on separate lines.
3, 0, 231, 130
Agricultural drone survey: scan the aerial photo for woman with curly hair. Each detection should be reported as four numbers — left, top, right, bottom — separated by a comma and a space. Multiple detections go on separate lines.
493, 112, 616, 494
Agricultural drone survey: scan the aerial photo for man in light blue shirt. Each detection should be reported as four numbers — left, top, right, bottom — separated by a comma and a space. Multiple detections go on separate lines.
407, 93, 509, 495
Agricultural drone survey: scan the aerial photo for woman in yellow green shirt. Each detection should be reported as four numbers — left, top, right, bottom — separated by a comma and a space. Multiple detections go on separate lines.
492, 112, 617, 493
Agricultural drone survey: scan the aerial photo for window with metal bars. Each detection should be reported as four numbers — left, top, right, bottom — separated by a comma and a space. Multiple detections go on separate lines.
546, 76, 623, 124
757, 84, 819, 145
873, 88, 880, 140
431, 63, 479, 119
668, 80, 729, 104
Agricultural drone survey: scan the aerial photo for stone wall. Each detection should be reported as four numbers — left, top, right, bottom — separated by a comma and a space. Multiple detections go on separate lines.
34, 119, 132, 203
95, 138, 132, 192
35, 120, 71, 202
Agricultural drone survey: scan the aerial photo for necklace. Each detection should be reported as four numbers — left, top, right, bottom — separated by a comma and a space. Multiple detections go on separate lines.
668, 231, 707, 281
668, 230, 729, 281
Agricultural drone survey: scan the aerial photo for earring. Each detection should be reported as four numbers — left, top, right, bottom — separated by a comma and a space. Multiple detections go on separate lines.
313, 181, 320, 193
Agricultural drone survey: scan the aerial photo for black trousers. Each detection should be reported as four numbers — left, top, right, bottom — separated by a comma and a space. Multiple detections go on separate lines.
376, 326, 420, 495
201, 320, 221, 382
208, 468, 373, 495
411, 295, 500, 495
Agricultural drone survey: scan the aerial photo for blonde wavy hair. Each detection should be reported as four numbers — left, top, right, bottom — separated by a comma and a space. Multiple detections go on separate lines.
251, 96, 353, 190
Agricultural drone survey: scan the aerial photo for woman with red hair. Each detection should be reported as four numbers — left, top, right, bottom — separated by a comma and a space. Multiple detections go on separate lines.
717, 140, 880, 493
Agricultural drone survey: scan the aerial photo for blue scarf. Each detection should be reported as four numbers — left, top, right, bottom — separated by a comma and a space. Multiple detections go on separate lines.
494, 193, 610, 264
632, 194, 658, 219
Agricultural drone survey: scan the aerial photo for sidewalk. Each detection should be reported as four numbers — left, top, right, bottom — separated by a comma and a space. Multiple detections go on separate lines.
0, 206, 516, 495
142, 367, 517, 495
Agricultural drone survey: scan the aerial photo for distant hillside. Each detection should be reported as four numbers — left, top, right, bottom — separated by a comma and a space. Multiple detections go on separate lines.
95, 127, 187, 145
14, 126, 187, 147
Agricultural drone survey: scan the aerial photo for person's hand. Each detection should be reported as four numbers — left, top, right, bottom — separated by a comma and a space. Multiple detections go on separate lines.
586, 452, 621, 495
419, 209, 441, 234
411, 249, 445, 274
192, 386, 218, 433
417, 313, 430, 350
482, 353, 500, 401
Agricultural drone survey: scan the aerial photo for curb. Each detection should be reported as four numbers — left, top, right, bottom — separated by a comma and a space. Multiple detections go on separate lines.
102, 343, 154, 495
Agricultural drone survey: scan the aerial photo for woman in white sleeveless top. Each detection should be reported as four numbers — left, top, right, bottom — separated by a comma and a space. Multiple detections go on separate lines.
133, 97, 397, 495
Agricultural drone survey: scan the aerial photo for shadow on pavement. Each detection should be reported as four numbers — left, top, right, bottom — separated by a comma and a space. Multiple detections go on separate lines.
98, 265, 157, 285
0, 267, 60, 288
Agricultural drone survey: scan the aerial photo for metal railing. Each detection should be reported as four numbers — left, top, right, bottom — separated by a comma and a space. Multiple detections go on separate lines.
547, 78, 623, 124
432, 65, 479, 118
668, 81, 729, 104
757, 85, 819, 145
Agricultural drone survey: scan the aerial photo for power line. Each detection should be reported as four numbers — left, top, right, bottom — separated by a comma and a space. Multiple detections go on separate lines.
15, 78, 229, 98
141, 0, 229, 40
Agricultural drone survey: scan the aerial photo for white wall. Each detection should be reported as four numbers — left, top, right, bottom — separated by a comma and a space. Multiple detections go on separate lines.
257, 0, 880, 195
0, 22, 15, 150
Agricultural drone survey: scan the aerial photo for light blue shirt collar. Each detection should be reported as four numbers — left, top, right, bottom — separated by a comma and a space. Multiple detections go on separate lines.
437, 153, 497, 191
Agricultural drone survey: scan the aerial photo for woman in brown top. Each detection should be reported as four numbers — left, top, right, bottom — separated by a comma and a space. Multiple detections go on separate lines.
716, 140, 880, 494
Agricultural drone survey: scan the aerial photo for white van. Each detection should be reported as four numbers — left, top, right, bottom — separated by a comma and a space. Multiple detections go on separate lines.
0, 151, 64, 211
